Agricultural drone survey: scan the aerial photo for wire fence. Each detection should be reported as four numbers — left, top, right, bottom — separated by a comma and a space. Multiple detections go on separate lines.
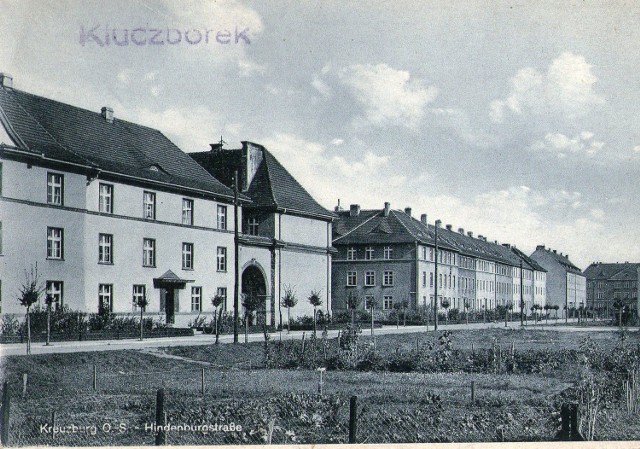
1, 364, 572, 446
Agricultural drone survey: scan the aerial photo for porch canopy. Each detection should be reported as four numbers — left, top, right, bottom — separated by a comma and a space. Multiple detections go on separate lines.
153, 270, 194, 289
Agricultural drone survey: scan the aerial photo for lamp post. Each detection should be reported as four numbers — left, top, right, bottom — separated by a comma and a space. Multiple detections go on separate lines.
433, 219, 441, 331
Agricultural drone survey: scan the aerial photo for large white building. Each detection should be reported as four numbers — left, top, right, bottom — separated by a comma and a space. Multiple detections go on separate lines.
0, 73, 333, 327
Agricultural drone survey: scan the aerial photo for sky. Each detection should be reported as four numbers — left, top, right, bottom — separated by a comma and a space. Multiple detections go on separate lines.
1, 0, 639, 270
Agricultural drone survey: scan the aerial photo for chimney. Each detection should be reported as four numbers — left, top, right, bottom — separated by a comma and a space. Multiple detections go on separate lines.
209, 143, 223, 151
566, 254, 569, 260
536, 245, 545, 250
478, 234, 484, 240
0, 73, 13, 89
101, 106, 114, 123
445, 224, 452, 231
404, 207, 412, 217
420, 214, 427, 225
334, 199, 343, 212
502, 243, 511, 249
553, 249, 557, 254
467, 231, 473, 238
349, 204, 361, 217
384, 202, 390, 217
458, 228, 464, 234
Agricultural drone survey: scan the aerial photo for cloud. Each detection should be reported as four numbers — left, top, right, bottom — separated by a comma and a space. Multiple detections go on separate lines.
331, 138, 344, 146
338, 63, 438, 129
530, 131, 604, 158
311, 75, 332, 99
634, 146, 640, 153
491, 52, 604, 123
259, 132, 393, 205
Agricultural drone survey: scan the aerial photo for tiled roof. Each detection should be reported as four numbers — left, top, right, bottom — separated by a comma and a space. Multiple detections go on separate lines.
333, 207, 544, 270
532, 248, 582, 274
190, 144, 334, 220
584, 262, 640, 280
0, 86, 236, 199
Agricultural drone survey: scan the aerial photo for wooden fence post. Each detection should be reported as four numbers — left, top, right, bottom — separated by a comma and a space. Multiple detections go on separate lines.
51, 411, 56, 441
1, 382, 10, 446
22, 373, 27, 399
155, 389, 166, 445
201, 368, 205, 396
471, 381, 476, 403
348, 395, 357, 444
92, 365, 97, 391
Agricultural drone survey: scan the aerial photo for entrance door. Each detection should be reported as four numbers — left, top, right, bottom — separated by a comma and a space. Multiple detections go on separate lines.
161, 288, 176, 325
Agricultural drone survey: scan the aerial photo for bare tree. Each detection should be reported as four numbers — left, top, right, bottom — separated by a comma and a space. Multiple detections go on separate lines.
135, 292, 149, 341
211, 293, 225, 344
18, 264, 44, 354
44, 293, 58, 346
308, 290, 323, 337
281, 285, 298, 334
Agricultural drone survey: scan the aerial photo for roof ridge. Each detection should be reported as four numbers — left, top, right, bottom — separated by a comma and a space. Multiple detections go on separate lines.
389, 210, 421, 241
261, 150, 279, 207
7, 89, 96, 167
333, 210, 382, 243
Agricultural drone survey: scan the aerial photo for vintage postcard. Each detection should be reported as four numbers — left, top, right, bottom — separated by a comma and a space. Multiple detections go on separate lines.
0, 0, 639, 448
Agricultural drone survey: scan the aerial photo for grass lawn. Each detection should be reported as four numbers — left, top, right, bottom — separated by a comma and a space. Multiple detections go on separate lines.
1, 328, 639, 445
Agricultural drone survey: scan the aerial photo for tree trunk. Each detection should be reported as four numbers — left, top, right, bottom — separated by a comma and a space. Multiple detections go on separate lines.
287, 307, 291, 334
215, 307, 219, 344
26, 308, 31, 355
313, 307, 317, 338
140, 307, 144, 341
46, 305, 51, 346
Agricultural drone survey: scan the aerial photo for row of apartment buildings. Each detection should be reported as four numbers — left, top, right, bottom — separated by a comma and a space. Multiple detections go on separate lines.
0, 73, 637, 326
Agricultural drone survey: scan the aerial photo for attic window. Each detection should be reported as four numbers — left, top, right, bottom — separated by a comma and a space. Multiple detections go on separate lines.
149, 165, 160, 172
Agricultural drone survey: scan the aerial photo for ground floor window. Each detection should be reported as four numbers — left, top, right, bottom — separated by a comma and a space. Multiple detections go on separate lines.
46, 281, 63, 310
133, 284, 146, 312
383, 296, 393, 310
191, 286, 202, 312
216, 287, 228, 311
98, 284, 113, 314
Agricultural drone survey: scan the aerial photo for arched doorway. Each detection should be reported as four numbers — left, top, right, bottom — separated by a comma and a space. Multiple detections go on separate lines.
241, 264, 268, 326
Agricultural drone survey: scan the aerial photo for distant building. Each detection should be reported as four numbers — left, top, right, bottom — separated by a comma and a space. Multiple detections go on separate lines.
584, 262, 639, 318
529, 245, 586, 312
331, 203, 546, 315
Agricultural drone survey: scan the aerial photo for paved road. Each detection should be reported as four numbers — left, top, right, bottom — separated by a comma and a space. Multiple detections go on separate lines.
1, 319, 635, 357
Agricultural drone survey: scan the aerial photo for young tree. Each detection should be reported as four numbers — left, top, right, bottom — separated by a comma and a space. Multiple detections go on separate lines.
281, 285, 298, 334
211, 293, 225, 344
553, 304, 559, 322
308, 290, 323, 337
393, 301, 402, 329
346, 291, 361, 326
18, 264, 44, 355
366, 296, 375, 336
464, 299, 471, 325
441, 298, 450, 326
44, 293, 58, 346
135, 292, 149, 341
242, 293, 262, 343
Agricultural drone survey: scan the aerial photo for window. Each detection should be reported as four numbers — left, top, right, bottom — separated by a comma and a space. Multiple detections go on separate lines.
383, 271, 394, 286
247, 217, 259, 236
133, 285, 146, 311
182, 242, 194, 270
422, 271, 427, 288
99, 183, 113, 213
98, 284, 113, 314
143, 238, 156, 267
383, 246, 393, 260
143, 191, 156, 219
429, 248, 434, 261
47, 227, 63, 259
383, 296, 393, 310
364, 295, 374, 310
217, 205, 227, 230
191, 286, 202, 312
46, 281, 63, 310
98, 234, 113, 264
365, 271, 375, 286
47, 172, 63, 205
0, 221, 2, 254
216, 287, 227, 311
422, 247, 427, 260
182, 199, 193, 225
0, 162, 3, 196
217, 247, 227, 272
365, 247, 374, 260
347, 271, 357, 286
347, 247, 356, 260
430, 272, 434, 287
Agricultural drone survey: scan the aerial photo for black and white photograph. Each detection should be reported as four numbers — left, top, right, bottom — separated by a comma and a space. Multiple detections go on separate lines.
0, 0, 639, 447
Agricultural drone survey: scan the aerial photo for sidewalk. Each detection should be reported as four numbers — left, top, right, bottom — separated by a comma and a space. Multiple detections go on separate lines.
0, 318, 627, 357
